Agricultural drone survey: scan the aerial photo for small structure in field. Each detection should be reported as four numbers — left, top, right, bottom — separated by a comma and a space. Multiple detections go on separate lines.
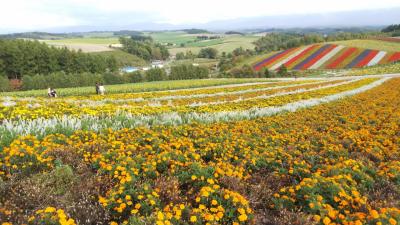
151, 60, 164, 68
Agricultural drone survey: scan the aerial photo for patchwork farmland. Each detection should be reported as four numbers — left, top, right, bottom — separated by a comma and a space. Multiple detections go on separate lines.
253, 44, 400, 71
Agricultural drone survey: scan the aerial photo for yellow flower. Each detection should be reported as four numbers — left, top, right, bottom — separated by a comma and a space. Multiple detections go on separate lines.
389, 218, 397, 225
238, 214, 247, 222
44, 207, 56, 213
190, 215, 197, 222
370, 210, 379, 219
157, 212, 164, 220
204, 214, 214, 221
323, 217, 331, 225
355, 220, 362, 225
237, 208, 246, 215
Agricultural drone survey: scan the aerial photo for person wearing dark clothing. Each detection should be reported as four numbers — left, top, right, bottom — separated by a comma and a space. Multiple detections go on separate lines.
50, 88, 57, 98
95, 82, 100, 95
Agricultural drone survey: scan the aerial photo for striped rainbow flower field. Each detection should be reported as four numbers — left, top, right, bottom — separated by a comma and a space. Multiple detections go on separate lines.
253, 44, 400, 71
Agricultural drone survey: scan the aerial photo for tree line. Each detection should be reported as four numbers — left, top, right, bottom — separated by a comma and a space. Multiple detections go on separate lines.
119, 36, 169, 61
0, 39, 117, 79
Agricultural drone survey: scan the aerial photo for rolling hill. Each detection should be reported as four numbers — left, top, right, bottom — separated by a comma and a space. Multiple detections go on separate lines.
253, 44, 400, 71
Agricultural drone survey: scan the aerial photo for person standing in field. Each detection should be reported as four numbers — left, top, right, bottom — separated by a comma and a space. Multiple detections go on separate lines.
98, 83, 105, 95
47, 87, 52, 97
50, 88, 57, 97
47, 87, 57, 97
95, 82, 100, 95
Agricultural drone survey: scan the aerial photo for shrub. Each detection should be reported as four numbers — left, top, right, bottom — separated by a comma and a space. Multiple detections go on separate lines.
169, 64, 209, 80
145, 68, 167, 81
0, 75, 11, 91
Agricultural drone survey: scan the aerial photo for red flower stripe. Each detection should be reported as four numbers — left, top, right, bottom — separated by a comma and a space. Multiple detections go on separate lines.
355, 50, 379, 68
300, 44, 337, 70
284, 45, 318, 68
253, 48, 298, 71
325, 47, 357, 69
388, 52, 400, 62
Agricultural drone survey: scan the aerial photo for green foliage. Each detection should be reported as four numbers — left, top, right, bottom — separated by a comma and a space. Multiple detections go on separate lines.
382, 24, 400, 33
0, 75, 11, 92
21, 72, 114, 90
198, 47, 218, 59
277, 65, 288, 77
124, 71, 144, 83
175, 52, 185, 60
145, 68, 167, 81
50, 165, 75, 195
119, 37, 169, 61
230, 64, 256, 78
0, 39, 117, 79
169, 64, 209, 80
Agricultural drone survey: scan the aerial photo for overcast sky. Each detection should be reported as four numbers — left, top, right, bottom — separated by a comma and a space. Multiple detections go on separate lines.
1, 0, 400, 33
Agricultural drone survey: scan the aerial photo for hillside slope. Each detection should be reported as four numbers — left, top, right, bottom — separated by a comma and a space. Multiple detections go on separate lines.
253, 44, 400, 71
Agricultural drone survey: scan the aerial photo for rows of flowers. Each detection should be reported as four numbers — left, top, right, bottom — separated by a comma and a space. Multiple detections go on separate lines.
0, 78, 372, 122
253, 44, 400, 71
1, 78, 399, 224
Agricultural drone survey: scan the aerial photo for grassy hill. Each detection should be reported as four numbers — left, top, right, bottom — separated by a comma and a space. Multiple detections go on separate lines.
330, 39, 400, 52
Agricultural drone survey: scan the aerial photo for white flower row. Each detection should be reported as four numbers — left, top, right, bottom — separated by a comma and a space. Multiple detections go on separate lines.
186, 78, 360, 107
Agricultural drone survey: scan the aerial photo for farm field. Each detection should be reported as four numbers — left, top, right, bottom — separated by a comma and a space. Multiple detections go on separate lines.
1, 75, 399, 225
330, 39, 400, 52
42, 38, 119, 53
253, 44, 400, 71
168, 35, 258, 55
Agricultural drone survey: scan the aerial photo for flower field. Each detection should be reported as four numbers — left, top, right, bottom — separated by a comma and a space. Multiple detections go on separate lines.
1, 76, 399, 225
253, 44, 400, 71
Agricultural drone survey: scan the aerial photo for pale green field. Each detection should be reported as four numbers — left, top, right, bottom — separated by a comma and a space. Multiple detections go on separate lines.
44, 37, 119, 45
2, 78, 274, 97
91, 50, 148, 67
146, 31, 197, 45
169, 35, 258, 55
330, 39, 400, 52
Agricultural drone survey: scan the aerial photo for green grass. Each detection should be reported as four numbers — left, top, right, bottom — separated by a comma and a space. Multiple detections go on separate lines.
330, 39, 400, 52
169, 35, 258, 55
147, 31, 197, 45
91, 50, 148, 67
2, 78, 274, 97
185, 39, 224, 47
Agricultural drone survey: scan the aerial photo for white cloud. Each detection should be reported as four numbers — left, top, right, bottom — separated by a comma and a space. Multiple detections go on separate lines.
1, 0, 400, 31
